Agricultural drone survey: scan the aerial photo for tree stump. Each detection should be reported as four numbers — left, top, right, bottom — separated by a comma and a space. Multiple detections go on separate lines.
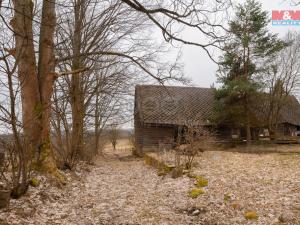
0, 189, 10, 209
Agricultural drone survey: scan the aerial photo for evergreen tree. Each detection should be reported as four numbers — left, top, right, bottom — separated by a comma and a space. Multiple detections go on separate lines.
215, 0, 286, 142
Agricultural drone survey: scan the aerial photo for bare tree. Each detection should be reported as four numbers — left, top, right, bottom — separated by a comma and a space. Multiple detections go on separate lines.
53, 0, 147, 163
87, 64, 133, 155
0, 26, 31, 197
264, 31, 300, 137
108, 124, 119, 150
54, 0, 186, 162
0, 0, 230, 177
7, 0, 59, 175
52, 59, 134, 166
120, 0, 230, 61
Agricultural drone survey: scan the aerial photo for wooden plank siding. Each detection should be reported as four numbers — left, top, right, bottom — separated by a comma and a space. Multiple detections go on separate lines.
141, 125, 174, 152
134, 120, 175, 155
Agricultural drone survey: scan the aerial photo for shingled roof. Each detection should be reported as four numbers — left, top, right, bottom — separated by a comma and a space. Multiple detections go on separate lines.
135, 85, 215, 125
254, 94, 300, 126
135, 85, 300, 127
280, 96, 300, 126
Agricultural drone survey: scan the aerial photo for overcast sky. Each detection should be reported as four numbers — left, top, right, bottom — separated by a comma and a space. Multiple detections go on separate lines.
182, 0, 300, 88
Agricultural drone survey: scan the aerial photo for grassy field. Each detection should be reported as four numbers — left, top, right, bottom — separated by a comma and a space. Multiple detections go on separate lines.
103, 137, 133, 152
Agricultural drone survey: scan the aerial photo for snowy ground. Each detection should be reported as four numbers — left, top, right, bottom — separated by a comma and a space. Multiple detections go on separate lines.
1, 147, 300, 225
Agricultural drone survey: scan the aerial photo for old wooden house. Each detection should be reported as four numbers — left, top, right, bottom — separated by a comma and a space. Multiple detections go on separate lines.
252, 95, 300, 137
134, 85, 300, 155
134, 85, 214, 155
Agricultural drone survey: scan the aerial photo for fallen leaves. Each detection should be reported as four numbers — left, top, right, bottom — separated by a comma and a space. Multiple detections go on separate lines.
0, 148, 299, 225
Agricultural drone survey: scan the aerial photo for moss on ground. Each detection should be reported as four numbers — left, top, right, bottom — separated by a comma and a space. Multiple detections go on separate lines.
29, 178, 40, 187
195, 176, 208, 187
224, 194, 231, 202
244, 211, 258, 220
188, 188, 205, 198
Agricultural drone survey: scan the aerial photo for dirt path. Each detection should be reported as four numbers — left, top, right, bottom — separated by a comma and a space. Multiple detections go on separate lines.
1, 150, 300, 225
1, 151, 195, 225
62, 153, 194, 225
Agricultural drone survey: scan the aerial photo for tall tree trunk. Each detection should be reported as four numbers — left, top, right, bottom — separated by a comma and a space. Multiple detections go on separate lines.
37, 0, 57, 171
246, 115, 251, 143
70, 74, 84, 161
12, 0, 58, 175
70, 0, 85, 162
244, 42, 251, 144
10, 0, 40, 197
11, 0, 40, 156
245, 95, 251, 144
94, 93, 101, 155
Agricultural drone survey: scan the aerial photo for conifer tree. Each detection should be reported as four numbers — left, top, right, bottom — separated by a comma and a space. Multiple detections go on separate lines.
215, 0, 286, 142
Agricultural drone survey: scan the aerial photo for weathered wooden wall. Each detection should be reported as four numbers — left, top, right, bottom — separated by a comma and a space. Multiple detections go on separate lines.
134, 119, 174, 155
141, 125, 174, 152
277, 123, 298, 136
134, 111, 143, 155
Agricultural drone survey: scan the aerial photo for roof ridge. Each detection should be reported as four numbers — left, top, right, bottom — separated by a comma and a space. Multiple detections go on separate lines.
135, 84, 213, 90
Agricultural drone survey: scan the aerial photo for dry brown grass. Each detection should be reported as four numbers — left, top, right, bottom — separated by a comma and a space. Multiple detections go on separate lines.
103, 138, 133, 152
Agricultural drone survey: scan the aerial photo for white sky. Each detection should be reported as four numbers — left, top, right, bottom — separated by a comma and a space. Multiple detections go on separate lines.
182, 0, 300, 88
